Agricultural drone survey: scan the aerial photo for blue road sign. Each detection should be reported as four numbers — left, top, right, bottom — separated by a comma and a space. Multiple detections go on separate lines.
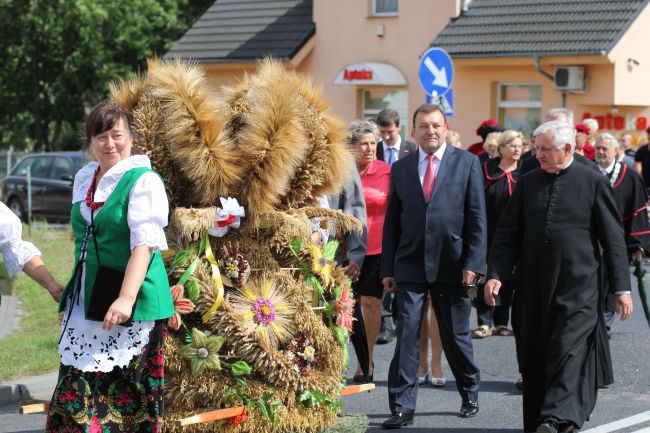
418, 48, 454, 97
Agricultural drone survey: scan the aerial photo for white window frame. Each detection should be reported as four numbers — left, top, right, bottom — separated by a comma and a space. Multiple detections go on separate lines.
497, 82, 542, 110
496, 82, 542, 135
362, 87, 409, 139
372, 0, 398, 17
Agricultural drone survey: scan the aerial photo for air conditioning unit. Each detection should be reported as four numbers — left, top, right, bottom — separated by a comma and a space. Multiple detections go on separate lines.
554, 66, 585, 91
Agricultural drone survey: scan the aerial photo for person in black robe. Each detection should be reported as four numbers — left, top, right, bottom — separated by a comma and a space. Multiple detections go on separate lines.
484, 120, 633, 433
595, 133, 650, 333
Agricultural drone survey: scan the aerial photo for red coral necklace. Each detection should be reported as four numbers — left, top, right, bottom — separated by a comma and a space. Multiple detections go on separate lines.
85, 167, 105, 210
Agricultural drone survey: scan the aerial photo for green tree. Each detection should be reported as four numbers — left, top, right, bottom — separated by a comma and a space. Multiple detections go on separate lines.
0, 0, 212, 151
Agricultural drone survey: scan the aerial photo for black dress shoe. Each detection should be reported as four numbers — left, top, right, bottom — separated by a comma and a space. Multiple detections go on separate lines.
376, 327, 394, 344
536, 419, 559, 433
382, 412, 414, 429
459, 400, 479, 418
537, 419, 575, 433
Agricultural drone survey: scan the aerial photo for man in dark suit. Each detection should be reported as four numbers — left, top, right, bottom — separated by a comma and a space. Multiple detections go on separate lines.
375, 108, 417, 345
376, 109, 417, 164
380, 104, 487, 429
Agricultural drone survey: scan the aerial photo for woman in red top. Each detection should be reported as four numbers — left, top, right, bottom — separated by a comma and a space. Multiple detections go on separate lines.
347, 120, 391, 383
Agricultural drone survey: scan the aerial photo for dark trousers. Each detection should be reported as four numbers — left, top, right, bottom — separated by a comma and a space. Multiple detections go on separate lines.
388, 282, 480, 413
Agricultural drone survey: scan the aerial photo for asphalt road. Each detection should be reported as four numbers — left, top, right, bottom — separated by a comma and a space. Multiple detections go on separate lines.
2, 271, 649, 433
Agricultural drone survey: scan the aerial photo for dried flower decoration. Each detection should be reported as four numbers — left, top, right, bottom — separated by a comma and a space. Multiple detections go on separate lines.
335, 281, 355, 332
218, 244, 251, 288
229, 280, 296, 347
287, 335, 318, 374
181, 328, 224, 376
308, 240, 338, 287
168, 284, 196, 331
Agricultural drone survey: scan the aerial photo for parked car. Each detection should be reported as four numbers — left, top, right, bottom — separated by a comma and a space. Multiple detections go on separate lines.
2, 151, 88, 222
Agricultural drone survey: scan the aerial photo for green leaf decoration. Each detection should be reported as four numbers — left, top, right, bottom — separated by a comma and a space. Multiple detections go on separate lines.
289, 236, 303, 253
322, 240, 339, 261
297, 390, 343, 411
230, 360, 252, 376
177, 255, 201, 286
306, 275, 323, 296
187, 277, 200, 302
172, 248, 193, 269
199, 232, 208, 255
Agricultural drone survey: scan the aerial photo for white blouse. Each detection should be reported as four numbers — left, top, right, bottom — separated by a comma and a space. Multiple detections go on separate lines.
0, 202, 41, 277
60, 155, 169, 372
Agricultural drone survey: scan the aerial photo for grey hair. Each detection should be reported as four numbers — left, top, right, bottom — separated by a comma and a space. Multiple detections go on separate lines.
534, 120, 576, 152
596, 132, 620, 149
582, 118, 599, 131
346, 120, 379, 145
545, 108, 575, 128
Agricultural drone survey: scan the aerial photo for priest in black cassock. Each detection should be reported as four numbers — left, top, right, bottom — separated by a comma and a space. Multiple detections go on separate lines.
484, 120, 634, 433
594, 132, 650, 331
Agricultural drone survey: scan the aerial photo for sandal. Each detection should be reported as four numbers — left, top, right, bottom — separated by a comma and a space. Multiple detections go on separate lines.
472, 324, 493, 338
496, 326, 513, 336
431, 376, 446, 387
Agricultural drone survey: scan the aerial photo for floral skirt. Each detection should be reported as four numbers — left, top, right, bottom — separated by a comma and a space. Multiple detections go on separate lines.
46, 322, 166, 433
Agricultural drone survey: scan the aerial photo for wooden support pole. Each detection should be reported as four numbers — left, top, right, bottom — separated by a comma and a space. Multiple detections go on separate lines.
338, 383, 375, 396
173, 383, 376, 426
175, 406, 245, 427
19, 402, 50, 414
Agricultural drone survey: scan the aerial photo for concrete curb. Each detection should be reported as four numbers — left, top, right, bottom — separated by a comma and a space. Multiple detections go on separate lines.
0, 372, 57, 407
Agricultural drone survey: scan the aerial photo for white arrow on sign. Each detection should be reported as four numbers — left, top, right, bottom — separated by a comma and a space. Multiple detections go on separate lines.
424, 57, 449, 89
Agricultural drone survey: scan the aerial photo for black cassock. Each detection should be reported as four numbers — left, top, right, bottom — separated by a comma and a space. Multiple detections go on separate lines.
488, 161, 630, 432
608, 161, 650, 252
596, 161, 650, 385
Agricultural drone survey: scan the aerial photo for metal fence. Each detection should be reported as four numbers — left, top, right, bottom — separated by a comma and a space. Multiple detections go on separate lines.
0, 148, 27, 190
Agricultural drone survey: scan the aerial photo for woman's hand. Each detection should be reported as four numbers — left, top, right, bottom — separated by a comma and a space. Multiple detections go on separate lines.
46, 282, 64, 303
103, 295, 136, 331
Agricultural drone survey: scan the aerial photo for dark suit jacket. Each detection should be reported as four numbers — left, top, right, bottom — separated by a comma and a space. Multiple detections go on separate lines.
376, 139, 417, 163
381, 145, 487, 284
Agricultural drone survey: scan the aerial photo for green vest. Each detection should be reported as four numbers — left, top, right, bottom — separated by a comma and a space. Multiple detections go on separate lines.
59, 167, 175, 321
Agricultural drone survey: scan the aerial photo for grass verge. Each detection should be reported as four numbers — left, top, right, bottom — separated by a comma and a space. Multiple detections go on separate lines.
0, 222, 73, 381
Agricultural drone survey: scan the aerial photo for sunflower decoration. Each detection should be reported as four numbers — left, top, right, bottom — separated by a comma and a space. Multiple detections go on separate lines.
181, 328, 225, 376
308, 240, 339, 287
217, 243, 251, 288
229, 279, 297, 347
168, 284, 196, 331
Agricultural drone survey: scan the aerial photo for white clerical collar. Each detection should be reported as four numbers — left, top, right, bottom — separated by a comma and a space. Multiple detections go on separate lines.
383, 135, 402, 154
599, 160, 615, 175
418, 142, 447, 162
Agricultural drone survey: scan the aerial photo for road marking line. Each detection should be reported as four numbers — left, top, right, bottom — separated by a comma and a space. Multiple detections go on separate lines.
630, 428, 650, 433
581, 411, 650, 433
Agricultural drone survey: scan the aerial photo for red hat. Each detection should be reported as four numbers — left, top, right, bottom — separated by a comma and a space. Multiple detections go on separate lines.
575, 123, 589, 134
476, 119, 499, 136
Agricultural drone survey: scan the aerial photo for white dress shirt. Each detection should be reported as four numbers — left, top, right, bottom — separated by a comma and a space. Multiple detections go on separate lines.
417, 142, 447, 186
383, 135, 402, 162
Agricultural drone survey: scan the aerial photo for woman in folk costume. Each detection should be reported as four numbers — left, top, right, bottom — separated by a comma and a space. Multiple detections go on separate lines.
47, 101, 174, 433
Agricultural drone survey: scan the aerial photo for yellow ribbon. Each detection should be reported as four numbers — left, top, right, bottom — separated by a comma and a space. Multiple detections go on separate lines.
201, 233, 225, 323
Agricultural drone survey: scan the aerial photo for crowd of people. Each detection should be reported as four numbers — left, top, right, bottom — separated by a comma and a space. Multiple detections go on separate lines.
1, 101, 649, 433
338, 105, 646, 433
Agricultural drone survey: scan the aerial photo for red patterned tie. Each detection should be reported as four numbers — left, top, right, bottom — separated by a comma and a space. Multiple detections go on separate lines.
422, 154, 436, 202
